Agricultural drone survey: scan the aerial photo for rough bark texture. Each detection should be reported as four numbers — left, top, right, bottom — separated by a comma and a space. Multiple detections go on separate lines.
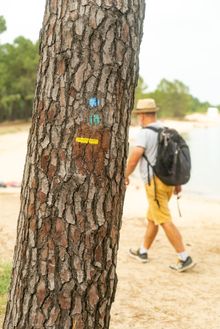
4, 1, 145, 328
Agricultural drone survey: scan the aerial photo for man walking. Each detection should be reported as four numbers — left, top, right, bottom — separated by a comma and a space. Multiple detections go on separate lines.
125, 98, 195, 272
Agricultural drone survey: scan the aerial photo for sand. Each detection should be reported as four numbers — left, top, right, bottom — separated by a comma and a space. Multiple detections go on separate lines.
1, 126, 220, 328
111, 183, 220, 329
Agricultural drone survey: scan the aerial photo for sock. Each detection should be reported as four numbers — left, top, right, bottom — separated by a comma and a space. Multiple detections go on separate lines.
178, 251, 188, 262
140, 246, 148, 255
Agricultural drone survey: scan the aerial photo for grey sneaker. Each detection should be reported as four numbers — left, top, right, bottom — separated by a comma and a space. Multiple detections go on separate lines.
169, 256, 196, 272
129, 248, 148, 263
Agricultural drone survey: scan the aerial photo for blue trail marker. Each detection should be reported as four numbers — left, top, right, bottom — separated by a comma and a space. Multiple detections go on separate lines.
88, 97, 101, 108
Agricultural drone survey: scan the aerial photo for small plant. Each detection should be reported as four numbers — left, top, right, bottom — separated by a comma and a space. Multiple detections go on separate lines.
0, 263, 12, 295
0, 263, 12, 324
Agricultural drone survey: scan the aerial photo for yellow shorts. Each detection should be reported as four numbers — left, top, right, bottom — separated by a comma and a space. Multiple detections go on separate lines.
145, 176, 174, 225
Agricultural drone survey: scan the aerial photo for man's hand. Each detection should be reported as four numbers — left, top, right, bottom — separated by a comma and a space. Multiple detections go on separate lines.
174, 185, 182, 195
124, 146, 144, 188
125, 176, 129, 186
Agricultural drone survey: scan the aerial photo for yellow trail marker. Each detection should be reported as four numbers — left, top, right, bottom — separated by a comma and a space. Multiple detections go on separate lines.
75, 137, 99, 145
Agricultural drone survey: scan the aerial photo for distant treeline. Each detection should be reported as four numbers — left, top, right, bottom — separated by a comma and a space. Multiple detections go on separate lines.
135, 77, 219, 119
0, 16, 219, 122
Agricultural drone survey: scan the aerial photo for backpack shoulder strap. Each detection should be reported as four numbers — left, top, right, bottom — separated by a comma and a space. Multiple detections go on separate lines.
141, 125, 162, 167
142, 126, 162, 207
142, 126, 160, 133
141, 128, 156, 184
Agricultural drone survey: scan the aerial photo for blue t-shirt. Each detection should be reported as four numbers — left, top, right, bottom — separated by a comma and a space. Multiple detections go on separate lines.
135, 121, 164, 183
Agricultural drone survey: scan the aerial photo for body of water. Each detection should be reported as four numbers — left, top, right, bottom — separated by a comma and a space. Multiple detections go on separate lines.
184, 126, 220, 200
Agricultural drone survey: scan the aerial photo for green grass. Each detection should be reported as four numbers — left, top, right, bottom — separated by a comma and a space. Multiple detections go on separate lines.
0, 293, 7, 317
0, 263, 11, 295
0, 262, 12, 322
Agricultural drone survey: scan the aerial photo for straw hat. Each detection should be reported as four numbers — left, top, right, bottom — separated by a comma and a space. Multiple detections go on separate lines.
134, 98, 159, 114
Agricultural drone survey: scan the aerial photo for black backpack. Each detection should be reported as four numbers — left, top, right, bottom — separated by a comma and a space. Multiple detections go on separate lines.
143, 126, 191, 186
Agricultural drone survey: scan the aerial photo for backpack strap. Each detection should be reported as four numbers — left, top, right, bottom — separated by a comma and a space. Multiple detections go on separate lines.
142, 125, 161, 181
142, 153, 152, 185
142, 126, 161, 208
143, 126, 160, 133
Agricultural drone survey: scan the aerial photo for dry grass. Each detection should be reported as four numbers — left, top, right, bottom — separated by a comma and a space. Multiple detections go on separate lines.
0, 120, 31, 135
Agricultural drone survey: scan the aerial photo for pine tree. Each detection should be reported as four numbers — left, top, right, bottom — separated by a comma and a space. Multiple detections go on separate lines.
3, 1, 145, 328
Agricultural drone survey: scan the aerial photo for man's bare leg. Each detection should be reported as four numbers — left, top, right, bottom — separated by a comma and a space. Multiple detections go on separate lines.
143, 219, 159, 249
129, 219, 158, 262
161, 221, 185, 253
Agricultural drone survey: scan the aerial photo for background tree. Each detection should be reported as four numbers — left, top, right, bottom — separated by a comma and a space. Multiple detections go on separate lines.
0, 16, 6, 35
135, 75, 148, 101
150, 79, 192, 118
189, 96, 211, 114
0, 37, 39, 121
3, 1, 145, 329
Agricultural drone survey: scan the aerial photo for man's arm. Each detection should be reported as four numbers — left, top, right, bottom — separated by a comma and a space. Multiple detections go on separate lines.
125, 146, 144, 185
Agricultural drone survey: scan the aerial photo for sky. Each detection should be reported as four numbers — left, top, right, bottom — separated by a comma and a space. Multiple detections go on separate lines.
1, 0, 220, 105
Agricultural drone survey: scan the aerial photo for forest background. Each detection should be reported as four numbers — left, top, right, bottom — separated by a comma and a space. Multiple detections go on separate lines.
0, 15, 219, 123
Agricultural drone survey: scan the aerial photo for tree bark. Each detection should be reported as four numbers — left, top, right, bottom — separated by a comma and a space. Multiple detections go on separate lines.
3, 1, 145, 328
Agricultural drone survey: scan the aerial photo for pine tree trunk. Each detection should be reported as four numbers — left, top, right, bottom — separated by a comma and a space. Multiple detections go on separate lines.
3, 1, 145, 328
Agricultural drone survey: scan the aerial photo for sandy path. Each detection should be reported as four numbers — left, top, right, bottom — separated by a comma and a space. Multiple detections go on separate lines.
110, 183, 220, 329
0, 192, 20, 260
